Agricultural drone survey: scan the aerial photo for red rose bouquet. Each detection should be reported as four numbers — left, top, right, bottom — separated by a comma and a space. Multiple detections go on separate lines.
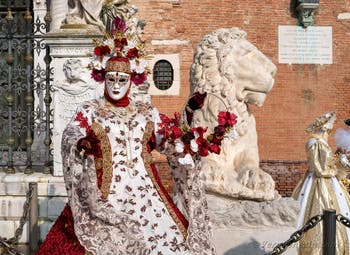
157, 110, 237, 166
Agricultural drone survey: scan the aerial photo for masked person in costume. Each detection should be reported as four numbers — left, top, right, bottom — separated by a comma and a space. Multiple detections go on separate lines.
292, 112, 350, 255
36, 16, 222, 255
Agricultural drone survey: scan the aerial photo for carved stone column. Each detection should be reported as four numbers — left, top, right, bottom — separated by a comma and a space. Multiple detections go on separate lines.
45, 29, 103, 176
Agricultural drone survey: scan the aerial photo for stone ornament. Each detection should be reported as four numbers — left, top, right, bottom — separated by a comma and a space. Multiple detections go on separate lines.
62, 0, 104, 30
190, 28, 278, 201
52, 58, 102, 176
53, 59, 95, 95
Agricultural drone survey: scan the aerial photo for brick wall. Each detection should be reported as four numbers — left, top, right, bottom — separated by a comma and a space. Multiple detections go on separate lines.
260, 160, 308, 197
131, 0, 350, 162
131, 0, 350, 193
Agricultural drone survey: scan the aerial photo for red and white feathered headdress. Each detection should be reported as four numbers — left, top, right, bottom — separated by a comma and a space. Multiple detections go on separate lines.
89, 15, 149, 86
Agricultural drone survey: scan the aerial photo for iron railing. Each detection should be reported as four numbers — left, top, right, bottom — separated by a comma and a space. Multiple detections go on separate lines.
269, 209, 350, 255
0, 0, 52, 174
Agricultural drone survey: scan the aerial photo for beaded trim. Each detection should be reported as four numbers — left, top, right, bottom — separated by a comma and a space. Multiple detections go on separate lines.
105, 61, 131, 73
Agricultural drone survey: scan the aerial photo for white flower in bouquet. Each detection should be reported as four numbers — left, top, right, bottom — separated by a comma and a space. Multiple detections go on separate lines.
174, 139, 184, 153
178, 153, 194, 167
190, 139, 198, 152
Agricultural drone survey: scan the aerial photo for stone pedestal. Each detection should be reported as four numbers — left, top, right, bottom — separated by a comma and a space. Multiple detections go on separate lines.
213, 227, 298, 255
45, 28, 104, 176
207, 194, 300, 255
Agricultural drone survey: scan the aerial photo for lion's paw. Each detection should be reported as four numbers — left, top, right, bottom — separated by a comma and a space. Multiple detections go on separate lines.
238, 167, 275, 192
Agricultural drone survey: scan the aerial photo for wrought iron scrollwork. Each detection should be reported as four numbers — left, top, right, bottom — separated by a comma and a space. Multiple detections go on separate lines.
0, 0, 52, 172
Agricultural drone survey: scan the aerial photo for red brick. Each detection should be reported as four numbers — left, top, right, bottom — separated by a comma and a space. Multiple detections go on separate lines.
133, 0, 350, 196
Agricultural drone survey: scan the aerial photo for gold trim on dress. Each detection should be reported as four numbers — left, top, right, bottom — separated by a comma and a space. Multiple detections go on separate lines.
141, 121, 188, 239
91, 122, 113, 200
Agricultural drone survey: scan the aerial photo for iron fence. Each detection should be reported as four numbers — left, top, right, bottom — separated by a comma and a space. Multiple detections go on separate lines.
269, 209, 350, 255
0, 0, 52, 174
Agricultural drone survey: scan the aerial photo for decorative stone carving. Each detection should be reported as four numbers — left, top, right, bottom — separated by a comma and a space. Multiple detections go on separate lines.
50, 0, 69, 31
62, 0, 104, 31
53, 59, 94, 95
207, 195, 299, 228
190, 28, 278, 201
101, 0, 137, 25
52, 58, 103, 176
296, 0, 320, 28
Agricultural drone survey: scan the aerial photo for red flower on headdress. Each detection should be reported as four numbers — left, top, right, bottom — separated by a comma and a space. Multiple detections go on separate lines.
131, 72, 147, 85
91, 69, 106, 82
107, 56, 129, 63
114, 38, 128, 51
94, 45, 111, 57
126, 48, 139, 58
112, 17, 127, 33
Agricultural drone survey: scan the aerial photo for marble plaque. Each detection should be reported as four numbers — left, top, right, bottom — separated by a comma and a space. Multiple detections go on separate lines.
278, 25, 332, 64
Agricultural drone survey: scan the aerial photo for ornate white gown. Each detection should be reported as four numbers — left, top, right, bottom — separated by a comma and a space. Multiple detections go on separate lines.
54, 98, 215, 255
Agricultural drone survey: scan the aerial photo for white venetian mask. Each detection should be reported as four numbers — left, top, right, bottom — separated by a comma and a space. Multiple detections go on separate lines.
105, 71, 131, 101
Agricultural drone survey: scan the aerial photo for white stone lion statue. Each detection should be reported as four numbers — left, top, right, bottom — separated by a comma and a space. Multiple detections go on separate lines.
189, 28, 278, 201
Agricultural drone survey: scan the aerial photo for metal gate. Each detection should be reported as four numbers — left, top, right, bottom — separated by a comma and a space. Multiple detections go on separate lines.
0, 0, 52, 174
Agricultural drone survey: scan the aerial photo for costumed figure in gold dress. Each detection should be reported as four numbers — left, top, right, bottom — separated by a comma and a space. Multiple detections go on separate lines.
292, 112, 350, 255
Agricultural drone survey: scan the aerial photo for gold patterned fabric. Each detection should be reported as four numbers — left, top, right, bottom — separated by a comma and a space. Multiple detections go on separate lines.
90, 122, 113, 199
293, 137, 350, 255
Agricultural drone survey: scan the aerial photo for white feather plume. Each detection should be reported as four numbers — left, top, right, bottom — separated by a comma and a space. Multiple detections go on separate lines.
334, 128, 350, 152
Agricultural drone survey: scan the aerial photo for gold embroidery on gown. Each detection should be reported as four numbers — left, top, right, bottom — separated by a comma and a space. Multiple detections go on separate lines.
292, 137, 350, 255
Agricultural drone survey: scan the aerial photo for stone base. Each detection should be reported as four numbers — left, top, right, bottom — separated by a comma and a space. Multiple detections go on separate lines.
207, 194, 299, 228
213, 227, 298, 255
207, 194, 300, 254
0, 172, 67, 244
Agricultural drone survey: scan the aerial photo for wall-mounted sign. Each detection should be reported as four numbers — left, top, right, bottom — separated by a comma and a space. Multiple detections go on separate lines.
278, 25, 332, 64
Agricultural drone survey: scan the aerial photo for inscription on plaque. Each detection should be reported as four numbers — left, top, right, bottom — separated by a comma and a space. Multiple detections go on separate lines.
278, 25, 332, 64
